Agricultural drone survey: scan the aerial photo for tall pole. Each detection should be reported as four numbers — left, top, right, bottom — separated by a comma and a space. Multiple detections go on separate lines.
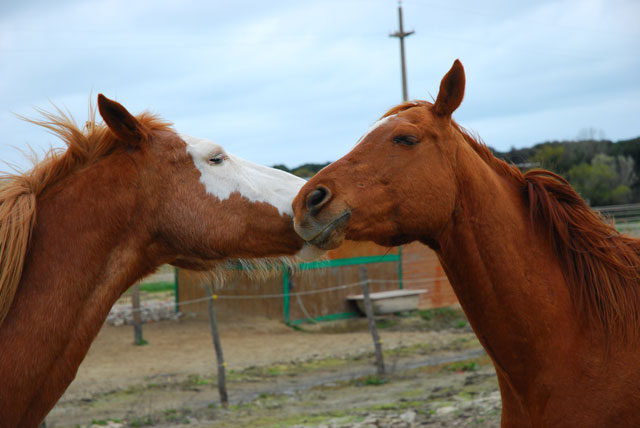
390, 1, 414, 102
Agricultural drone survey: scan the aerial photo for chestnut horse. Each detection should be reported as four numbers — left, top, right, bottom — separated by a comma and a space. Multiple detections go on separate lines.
293, 61, 640, 427
0, 95, 318, 427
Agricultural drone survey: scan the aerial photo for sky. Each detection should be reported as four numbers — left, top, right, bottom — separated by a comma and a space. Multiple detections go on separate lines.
1, 0, 639, 171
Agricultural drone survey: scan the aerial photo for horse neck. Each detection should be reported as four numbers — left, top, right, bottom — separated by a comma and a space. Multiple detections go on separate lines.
0, 155, 162, 425
434, 143, 577, 385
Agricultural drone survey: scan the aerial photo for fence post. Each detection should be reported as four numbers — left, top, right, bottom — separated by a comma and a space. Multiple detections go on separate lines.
204, 284, 229, 408
358, 265, 385, 376
283, 266, 291, 324
131, 283, 145, 345
174, 267, 179, 314
397, 246, 404, 290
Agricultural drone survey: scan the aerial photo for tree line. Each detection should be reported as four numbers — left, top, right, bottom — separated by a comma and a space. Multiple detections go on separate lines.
275, 135, 640, 207
495, 136, 640, 206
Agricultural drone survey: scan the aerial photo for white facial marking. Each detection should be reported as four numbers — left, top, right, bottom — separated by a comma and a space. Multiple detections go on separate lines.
355, 114, 397, 146
181, 134, 305, 217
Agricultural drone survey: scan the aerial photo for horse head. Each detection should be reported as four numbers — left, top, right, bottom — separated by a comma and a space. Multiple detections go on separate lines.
97, 94, 321, 269
293, 60, 467, 250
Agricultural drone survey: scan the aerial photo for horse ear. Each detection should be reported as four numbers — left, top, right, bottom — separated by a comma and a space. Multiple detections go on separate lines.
97, 94, 148, 146
433, 59, 465, 118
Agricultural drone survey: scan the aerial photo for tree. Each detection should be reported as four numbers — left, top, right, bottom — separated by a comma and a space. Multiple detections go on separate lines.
533, 145, 568, 173
567, 154, 635, 206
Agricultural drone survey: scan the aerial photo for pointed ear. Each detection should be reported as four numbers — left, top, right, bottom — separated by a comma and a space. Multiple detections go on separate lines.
97, 94, 148, 146
433, 59, 466, 118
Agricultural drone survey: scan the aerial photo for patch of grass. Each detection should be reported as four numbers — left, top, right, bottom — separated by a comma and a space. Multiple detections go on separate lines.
287, 324, 307, 332
354, 374, 388, 387
240, 410, 362, 428
456, 320, 468, 328
371, 399, 423, 412
129, 418, 152, 428
375, 318, 399, 329
138, 281, 174, 293
89, 420, 123, 427
163, 409, 178, 416
187, 374, 212, 385
417, 307, 469, 330
457, 390, 479, 400
228, 357, 349, 382
443, 360, 478, 373
398, 388, 426, 399
384, 343, 436, 357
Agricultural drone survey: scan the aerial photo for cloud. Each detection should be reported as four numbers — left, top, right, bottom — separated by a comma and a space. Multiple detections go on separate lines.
1, 0, 638, 171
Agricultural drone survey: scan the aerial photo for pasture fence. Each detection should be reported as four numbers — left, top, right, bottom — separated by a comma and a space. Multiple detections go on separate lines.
594, 203, 640, 236
119, 275, 441, 316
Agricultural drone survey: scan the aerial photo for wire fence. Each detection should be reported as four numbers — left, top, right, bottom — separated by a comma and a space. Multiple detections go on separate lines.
119, 275, 441, 314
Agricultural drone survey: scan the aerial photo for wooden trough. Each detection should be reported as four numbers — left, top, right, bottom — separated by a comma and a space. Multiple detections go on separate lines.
348, 289, 427, 315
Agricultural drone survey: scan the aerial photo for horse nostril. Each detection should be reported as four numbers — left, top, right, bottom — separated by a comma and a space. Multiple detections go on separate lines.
307, 186, 331, 213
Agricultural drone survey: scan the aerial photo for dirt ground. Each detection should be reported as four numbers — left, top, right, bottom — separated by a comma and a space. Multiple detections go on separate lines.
45, 311, 502, 428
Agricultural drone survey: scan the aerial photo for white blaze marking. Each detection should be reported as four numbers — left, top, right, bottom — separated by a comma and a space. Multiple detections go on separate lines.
181, 134, 305, 217
355, 114, 397, 146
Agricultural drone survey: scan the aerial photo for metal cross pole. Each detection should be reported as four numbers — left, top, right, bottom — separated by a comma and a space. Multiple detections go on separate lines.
358, 266, 385, 376
205, 284, 229, 408
390, 1, 414, 102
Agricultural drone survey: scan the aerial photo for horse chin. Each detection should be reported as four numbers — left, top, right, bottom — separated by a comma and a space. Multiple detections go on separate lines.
295, 210, 352, 251
310, 227, 347, 250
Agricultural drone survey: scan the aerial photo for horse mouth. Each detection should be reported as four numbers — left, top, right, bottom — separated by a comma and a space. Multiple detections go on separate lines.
298, 210, 352, 250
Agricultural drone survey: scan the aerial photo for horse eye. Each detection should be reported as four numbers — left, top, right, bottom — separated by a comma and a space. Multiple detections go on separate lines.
209, 153, 225, 165
393, 135, 419, 145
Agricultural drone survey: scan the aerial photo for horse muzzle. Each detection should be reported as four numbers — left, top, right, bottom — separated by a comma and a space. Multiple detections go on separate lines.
294, 210, 351, 250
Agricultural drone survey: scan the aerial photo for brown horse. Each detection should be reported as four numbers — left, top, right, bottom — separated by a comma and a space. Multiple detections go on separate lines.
293, 60, 640, 427
0, 95, 319, 427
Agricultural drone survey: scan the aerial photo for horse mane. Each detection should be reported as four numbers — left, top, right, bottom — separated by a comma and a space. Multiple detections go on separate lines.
0, 102, 172, 326
461, 127, 640, 339
384, 101, 640, 340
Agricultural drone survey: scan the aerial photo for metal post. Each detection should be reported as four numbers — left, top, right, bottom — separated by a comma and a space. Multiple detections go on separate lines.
131, 283, 144, 345
205, 284, 229, 408
358, 266, 385, 375
390, 1, 414, 102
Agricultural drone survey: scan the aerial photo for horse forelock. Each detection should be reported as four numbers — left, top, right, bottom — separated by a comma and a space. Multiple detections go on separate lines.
381, 100, 431, 119
0, 101, 173, 327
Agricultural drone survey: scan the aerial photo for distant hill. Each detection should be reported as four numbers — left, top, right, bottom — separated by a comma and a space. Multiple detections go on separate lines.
273, 162, 330, 179
276, 136, 640, 206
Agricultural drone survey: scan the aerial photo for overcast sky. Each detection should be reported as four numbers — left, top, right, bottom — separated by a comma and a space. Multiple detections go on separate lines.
1, 0, 639, 171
